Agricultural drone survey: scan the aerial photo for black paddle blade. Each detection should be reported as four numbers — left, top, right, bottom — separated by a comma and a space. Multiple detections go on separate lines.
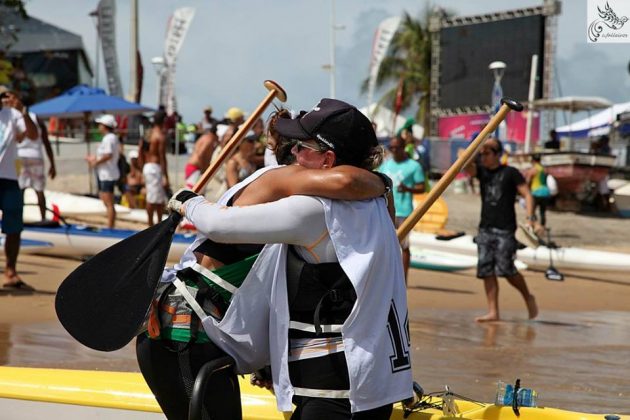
55, 213, 181, 352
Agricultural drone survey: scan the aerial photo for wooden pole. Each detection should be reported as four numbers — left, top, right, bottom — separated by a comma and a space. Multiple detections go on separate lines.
191, 80, 286, 193
397, 98, 523, 241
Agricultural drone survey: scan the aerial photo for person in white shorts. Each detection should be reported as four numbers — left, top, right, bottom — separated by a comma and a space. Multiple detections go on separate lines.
18, 111, 56, 221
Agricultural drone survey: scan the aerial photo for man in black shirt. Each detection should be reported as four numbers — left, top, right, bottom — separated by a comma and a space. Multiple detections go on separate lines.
465, 138, 538, 322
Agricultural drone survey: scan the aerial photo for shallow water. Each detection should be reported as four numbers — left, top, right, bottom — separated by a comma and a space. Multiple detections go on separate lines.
1, 309, 629, 415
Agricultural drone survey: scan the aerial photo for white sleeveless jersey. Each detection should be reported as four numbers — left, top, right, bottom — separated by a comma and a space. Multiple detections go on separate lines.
268, 197, 413, 413
179, 166, 413, 412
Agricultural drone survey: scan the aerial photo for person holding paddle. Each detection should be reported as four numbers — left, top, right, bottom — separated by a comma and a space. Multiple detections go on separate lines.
167, 98, 410, 419
137, 104, 394, 420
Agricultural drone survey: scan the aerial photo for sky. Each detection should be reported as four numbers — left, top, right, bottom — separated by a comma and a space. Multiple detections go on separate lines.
25, 0, 630, 125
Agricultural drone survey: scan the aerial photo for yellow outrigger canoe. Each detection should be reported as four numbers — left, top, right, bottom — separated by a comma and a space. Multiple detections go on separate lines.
0, 367, 625, 419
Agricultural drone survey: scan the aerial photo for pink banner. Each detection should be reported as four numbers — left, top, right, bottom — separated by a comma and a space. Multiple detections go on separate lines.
437, 112, 539, 143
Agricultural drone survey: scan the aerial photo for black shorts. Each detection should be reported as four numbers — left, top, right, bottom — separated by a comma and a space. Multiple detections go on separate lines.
475, 227, 518, 278
97, 179, 116, 193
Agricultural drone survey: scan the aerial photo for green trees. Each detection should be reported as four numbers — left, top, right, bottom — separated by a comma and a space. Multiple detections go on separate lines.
0, 0, 28, 49
361, 10, 434, 135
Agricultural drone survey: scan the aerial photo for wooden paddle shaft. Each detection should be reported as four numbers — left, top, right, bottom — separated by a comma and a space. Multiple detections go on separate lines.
396, 98, 523, 241
191, 80, 287, 193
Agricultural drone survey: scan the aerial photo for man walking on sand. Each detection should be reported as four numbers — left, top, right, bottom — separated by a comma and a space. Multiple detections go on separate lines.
465, 138, 538, 322
139, 111, 169, 226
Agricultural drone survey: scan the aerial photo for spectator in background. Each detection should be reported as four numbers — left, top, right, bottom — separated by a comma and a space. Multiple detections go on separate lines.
86, 114, 120, 229
378, 136, 425, 282
250, 118, 267, 169
123, 149, 144, 209
224, 107, 245, 128
16, 102, 57, 221
197, 105, 217, 135
225, 135, 257, 188
591, 135, 612, 211
139, 111, 169, 226
525, 154, 552, 232
0, 85, 38, 290
464, 138, 538, 322
544, 129, 560, 150
184, 125, 218, 193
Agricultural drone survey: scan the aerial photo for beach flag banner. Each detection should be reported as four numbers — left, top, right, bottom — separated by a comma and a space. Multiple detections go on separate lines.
163, 7, 196, 115
97, 0, 124, 97
366, 16, 401, 110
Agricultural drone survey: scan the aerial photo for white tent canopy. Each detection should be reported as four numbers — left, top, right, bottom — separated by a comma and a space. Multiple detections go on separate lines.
359, 104, 424, 139
555, 101, 630, 138
532, 96, 613, 112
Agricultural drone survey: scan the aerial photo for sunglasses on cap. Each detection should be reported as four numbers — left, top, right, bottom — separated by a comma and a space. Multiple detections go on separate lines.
293, 139, 328, 153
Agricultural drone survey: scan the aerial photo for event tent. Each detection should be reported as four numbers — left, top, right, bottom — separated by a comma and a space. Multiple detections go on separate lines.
30, 85, 153, 118
554, 101, 630, 138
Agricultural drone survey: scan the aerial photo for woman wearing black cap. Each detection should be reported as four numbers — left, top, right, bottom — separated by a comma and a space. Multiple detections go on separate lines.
137, 106, 394, 420
168, 99, 410, 419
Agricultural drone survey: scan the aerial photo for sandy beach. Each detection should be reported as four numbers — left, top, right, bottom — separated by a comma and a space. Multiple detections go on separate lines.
2, 153, 630, 415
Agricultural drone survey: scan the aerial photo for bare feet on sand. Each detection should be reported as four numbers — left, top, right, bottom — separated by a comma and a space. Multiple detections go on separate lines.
475, 313, 499, 323
527, 295, 538, 320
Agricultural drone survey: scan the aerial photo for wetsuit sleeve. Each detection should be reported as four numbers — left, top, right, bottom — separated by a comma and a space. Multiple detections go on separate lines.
184, 195, 327, 246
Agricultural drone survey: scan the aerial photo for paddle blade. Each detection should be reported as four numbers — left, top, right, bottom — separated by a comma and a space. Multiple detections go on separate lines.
55, 214, 180, 352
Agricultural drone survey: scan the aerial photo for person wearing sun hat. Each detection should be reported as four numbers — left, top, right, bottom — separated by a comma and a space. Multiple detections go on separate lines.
86, 114, 120, 228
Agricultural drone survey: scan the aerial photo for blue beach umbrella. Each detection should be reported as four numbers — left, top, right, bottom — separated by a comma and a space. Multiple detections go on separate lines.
30, 85, 154, 194
30, 84, 153, 118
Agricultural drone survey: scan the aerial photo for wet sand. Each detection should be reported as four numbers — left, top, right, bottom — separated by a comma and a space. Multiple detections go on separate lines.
2, 253, 629, 415
3, 149, 630, 415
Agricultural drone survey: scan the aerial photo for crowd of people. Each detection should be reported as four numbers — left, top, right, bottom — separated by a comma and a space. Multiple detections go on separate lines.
1, 75, 620, 418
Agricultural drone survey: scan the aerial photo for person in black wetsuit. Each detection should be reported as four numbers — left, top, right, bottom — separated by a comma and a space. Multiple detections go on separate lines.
135, 109, 391, 420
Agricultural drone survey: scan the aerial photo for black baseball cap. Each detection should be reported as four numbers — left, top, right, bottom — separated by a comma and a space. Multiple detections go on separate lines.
274, 98, 377, 166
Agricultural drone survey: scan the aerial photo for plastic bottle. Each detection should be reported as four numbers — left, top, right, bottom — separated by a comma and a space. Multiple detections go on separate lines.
517, 387, 538, 408
495, 381, 507, 405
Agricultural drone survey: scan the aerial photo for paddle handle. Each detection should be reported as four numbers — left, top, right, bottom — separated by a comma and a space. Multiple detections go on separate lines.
396, 98, 523, 241
191, 80, 287, 193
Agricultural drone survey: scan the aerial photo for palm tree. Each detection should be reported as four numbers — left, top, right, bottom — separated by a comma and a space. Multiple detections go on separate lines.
361, 9, 435, 136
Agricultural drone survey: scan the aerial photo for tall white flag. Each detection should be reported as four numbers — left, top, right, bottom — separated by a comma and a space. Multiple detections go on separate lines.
162, 7, 195, 114
97, 0, 123, 97
366, 16, 401, 110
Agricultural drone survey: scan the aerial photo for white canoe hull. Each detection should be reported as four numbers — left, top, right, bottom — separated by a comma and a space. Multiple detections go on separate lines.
410, 231, 630, 272
410, 248, 477, 272
23, 190, 130, 222
19, 225, 194, 262
0, 236, 53, 254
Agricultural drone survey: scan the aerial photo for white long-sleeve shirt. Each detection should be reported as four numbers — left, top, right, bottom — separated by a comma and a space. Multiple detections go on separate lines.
183, 181, 412, 413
